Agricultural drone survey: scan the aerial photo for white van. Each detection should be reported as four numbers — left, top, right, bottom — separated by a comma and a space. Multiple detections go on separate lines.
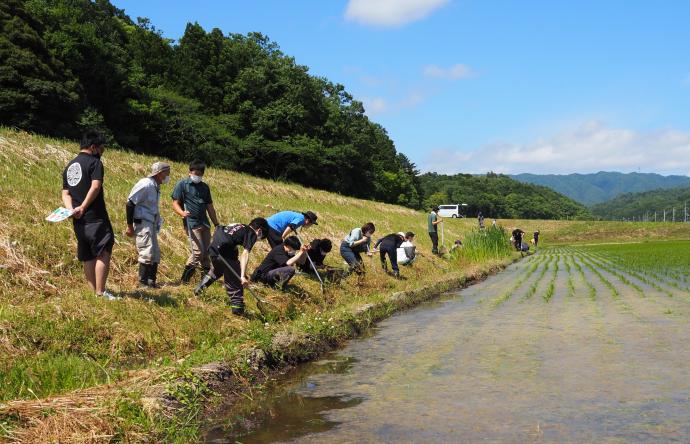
438, 204, 467, 218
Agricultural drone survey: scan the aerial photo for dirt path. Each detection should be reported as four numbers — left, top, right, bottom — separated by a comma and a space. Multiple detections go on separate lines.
206, 247, 690, 443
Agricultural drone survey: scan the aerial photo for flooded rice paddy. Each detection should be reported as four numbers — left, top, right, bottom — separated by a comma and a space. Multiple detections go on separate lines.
206, 242, 690, 443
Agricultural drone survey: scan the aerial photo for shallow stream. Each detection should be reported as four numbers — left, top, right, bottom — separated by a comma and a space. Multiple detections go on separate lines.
205, 249, 690, 443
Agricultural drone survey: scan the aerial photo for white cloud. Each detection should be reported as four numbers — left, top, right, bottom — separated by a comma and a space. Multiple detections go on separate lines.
421, 121, 690, 175
345, 0, 450, 27
363, 90, 427, 115
423, 63, 474, 80
363, 97, 389, 114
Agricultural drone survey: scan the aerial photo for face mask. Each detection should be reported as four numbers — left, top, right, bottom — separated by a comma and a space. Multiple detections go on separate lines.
162, 176, 170, 185
190, 175, 202, 184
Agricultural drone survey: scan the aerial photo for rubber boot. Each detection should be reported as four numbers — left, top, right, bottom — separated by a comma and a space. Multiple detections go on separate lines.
148, 263, 159, 288
393, 270, 401, 279
381, 261, 388, 271
180, 265, 196, 284
138, 263, 149, 287
229, 291, 245, 316
194, 273, 218, 296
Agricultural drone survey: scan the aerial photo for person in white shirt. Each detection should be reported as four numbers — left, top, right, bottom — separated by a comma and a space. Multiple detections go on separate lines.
397, 232, 417, 266
125, 161, 170, 287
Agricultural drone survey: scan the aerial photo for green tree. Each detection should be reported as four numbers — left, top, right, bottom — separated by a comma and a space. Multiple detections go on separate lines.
0, 0, 80, 135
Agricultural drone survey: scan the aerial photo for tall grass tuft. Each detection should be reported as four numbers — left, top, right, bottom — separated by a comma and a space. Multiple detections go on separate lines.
454, 226, 512, 263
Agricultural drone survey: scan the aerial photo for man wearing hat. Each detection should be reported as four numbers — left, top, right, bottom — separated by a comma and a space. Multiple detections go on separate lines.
265, 210, 318, 248
126, 161, 171, 287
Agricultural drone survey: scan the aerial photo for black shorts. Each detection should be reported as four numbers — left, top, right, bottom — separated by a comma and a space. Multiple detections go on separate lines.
74, 220, 114, 261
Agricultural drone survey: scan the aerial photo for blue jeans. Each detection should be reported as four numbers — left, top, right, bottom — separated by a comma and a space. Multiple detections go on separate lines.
340, 242, 364, 272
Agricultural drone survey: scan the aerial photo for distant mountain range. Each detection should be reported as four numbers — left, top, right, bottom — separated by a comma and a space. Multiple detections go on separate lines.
590, 186, 690, 221
510, 172, 690, 206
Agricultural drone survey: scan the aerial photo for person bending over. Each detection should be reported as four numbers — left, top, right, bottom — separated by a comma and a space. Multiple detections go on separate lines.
265, 210, 318, 248
194, 218, 269, 315
375, 232, 406, 278
251, 236, 307, 288
297, 238, 332, 273
397, 232, 417, 266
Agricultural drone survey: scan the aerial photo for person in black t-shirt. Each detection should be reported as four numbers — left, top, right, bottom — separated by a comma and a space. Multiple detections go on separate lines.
61, 131, 117, 300
296, 238, 332, 273
194, 218, 269, 315
375, 232, 406, 278
251, 236, 307, 289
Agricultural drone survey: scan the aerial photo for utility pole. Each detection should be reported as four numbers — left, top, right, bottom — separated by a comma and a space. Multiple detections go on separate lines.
685, 201, 687, 222
654, 211, 657, 222
663, 209, 666, 222
673, 207, 676, 222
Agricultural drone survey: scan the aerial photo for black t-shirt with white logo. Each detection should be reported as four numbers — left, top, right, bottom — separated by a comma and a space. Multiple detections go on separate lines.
210, 224, 258, 260
252, 244, 291, 281
62, 152, 109, 223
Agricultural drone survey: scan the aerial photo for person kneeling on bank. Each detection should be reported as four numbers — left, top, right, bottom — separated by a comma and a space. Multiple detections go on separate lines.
194, 218, 269, 315
297, 238, 332, 274
340, 222, 376, 274
126, 161, 171, 288
375, 232, 406, 278
251, 236, 307, 289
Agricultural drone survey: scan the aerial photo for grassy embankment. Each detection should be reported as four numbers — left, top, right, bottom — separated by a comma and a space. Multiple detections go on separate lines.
2, 128, 684, 442
0, 129, 516, 442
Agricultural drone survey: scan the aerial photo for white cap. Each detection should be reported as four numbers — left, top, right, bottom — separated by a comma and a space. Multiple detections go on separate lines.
149, 161, 170, 177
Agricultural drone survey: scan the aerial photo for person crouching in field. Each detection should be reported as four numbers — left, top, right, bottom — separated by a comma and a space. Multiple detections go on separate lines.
62, 131, 117, 300
251, 236, 307, 289
396, 232, 417, 266
533, 230, 540, 251
340, 222, 376, 274
296, 238, 332, 274
125, 162, 170, 288
265, 210, 318, 248
194, 218, 269, 315
375, 232, 406, 278
171, 160, 220, 284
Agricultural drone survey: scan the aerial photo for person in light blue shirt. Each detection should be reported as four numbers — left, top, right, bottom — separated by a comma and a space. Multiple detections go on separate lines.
266, 210, 318, 247
340, 222, 376, 274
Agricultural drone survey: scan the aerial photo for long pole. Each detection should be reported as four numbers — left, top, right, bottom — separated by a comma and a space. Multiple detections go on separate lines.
294, 231, 324, 293
210, 246, 271, 314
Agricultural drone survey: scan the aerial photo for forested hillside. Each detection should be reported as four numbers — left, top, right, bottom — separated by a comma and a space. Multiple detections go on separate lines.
420, 172, 591, 220
0, 0, 421, 207
591, 186, 690, 220
511, 172, 690, 205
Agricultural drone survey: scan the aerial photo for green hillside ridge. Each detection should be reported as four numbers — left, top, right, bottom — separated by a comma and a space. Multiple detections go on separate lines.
0, 0, 422, 209
419, 172, 591, 220
511, 172, 690, 205
591, 185, 690, 220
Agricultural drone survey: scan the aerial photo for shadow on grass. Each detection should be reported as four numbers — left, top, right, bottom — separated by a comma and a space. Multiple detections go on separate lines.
123, 289, 180, 307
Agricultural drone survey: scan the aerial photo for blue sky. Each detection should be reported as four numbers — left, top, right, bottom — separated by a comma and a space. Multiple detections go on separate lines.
112, 0, 690, 175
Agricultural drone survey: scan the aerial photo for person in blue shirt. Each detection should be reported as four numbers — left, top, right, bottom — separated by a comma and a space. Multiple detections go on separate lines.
266, 210, 318, 247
